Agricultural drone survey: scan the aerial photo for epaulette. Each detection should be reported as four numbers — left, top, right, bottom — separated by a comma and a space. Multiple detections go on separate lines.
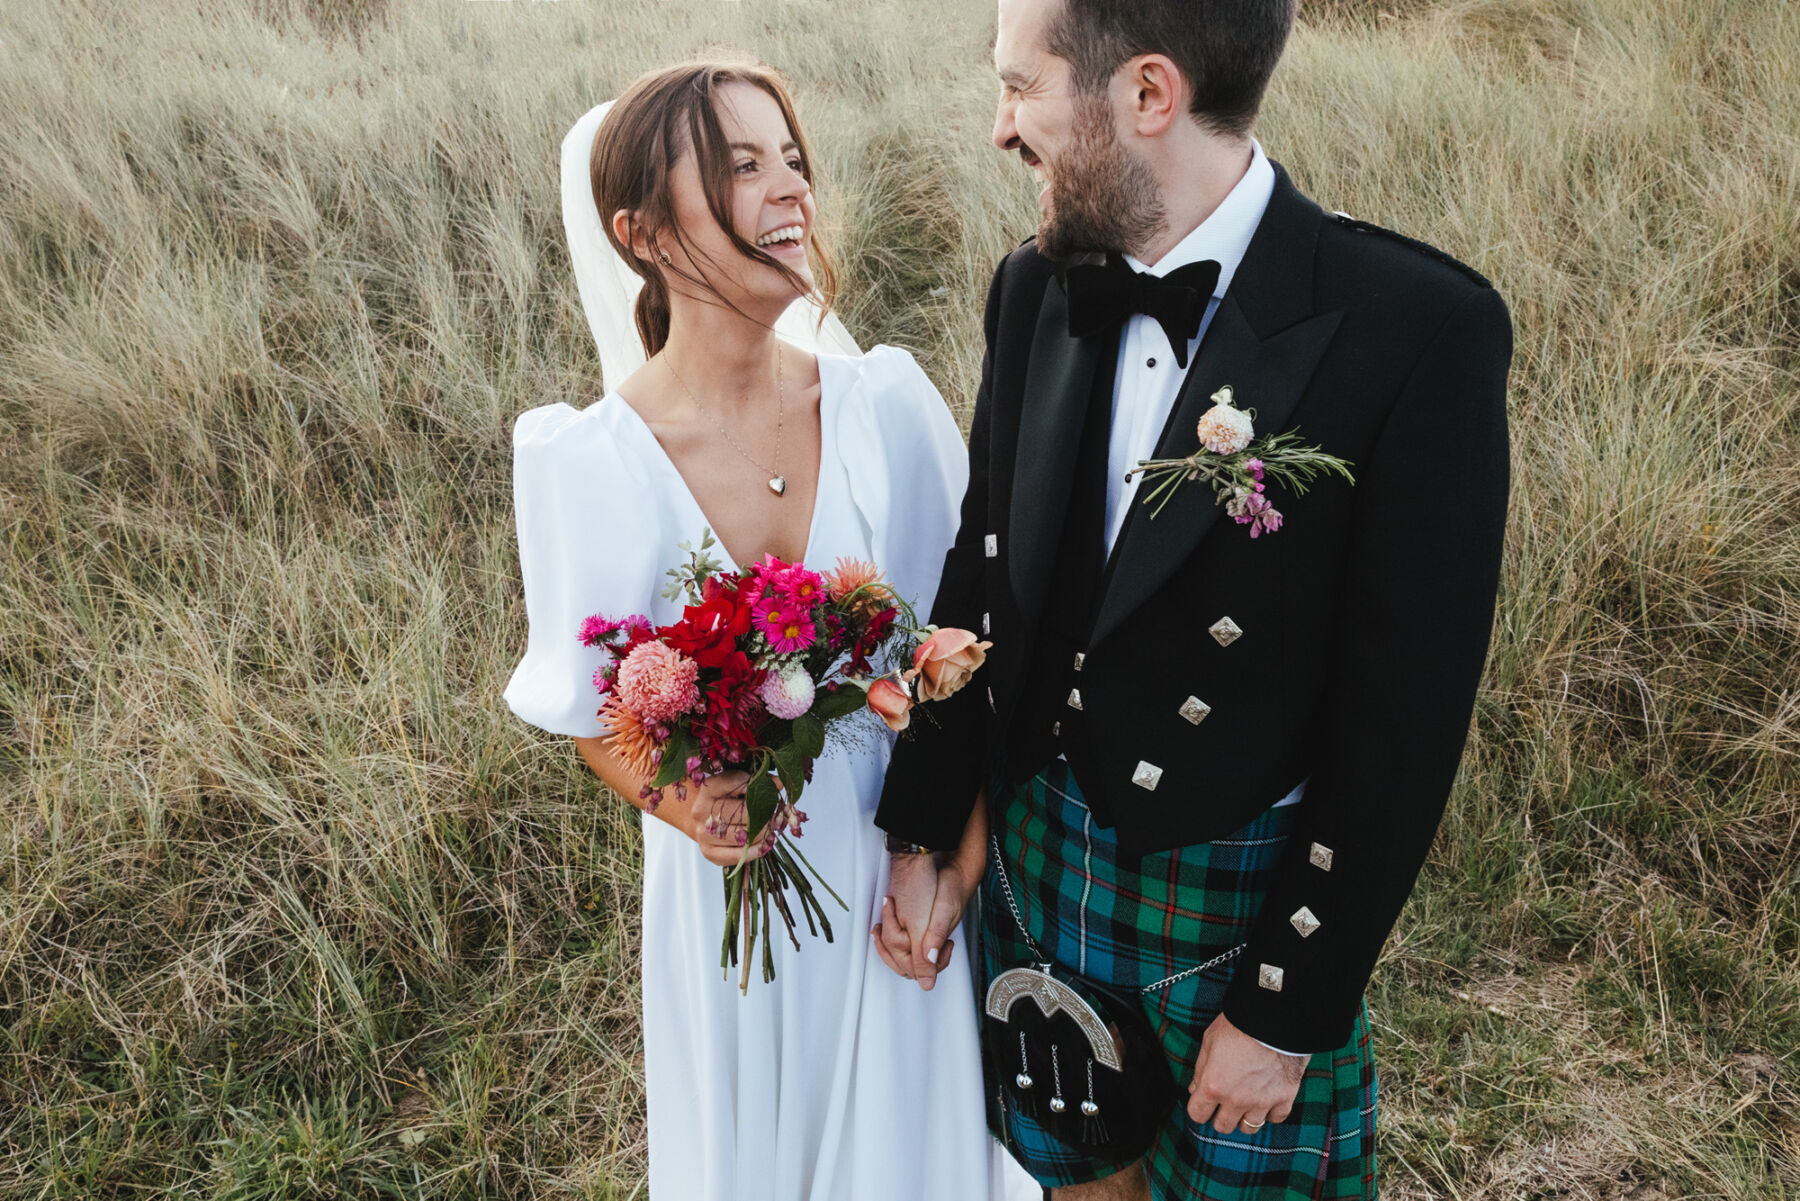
1325, 210, 1493, 289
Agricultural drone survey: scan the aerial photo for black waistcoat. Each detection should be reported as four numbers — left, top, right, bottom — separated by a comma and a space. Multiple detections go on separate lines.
1003, 336, 1119, 820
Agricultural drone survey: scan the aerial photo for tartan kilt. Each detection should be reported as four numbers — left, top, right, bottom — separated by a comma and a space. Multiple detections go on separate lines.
977, 761, 1377, 1200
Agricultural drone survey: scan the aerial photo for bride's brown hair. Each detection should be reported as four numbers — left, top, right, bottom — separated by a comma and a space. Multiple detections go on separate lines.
590, 62, 841, 358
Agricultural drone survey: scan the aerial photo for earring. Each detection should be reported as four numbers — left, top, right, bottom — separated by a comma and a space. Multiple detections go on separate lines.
658, 250, 672, 265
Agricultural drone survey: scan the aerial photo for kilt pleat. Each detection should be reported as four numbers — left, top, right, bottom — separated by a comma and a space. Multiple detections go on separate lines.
977, 761, 1377, 1200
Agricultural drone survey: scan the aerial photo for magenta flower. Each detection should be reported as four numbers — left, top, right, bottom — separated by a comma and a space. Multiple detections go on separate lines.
1233, 491, 1284, 538
757, 601, 818, 654
579, 614, 621, 646
773, 565, 827, 609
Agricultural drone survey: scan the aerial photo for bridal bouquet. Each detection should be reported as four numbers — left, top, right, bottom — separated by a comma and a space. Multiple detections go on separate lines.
581, 530, 990, 991
1126, 385, 1356, 535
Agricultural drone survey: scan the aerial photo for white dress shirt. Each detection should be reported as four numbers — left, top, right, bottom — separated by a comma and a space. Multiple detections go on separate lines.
1087, 141, 1308, 1058
1103, 139, 1276, 556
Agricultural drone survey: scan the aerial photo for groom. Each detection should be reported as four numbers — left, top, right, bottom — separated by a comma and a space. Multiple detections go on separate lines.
875, 0, 1510, 1197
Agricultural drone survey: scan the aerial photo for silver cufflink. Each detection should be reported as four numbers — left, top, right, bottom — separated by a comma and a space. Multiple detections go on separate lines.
984, 534, 998, 558
1290, 907, 1321, 938
982, 612, 990, 635
1258, 964, 1284, 992
1066, 688, 1083, 711
1208, 616, 1243, 647
1309, 842, 1334, 872
1052, 721, 1061, 736
1131, 761, 1163, 791
1072, 652, 1085, 671
1178, 696, 1212, 725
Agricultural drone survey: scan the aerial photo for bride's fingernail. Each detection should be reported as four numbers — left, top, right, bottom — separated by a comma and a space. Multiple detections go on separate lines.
926, 947, 939, 964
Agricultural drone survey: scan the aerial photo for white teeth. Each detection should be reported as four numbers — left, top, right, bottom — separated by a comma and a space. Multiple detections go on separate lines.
756, 225, 804, 247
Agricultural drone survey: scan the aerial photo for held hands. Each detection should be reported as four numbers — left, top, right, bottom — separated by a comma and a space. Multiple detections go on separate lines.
1186, 1011, 1308, 1135
871, 846, 981, 990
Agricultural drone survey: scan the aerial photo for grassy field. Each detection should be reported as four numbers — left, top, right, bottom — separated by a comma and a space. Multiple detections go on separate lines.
2, 0, 1797, 1196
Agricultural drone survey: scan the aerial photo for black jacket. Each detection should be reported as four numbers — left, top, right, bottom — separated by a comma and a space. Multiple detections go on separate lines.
876, 164, 1512, 1052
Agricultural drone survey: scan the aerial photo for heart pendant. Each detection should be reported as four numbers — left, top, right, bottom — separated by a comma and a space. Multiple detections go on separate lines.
768, 476, 787, 497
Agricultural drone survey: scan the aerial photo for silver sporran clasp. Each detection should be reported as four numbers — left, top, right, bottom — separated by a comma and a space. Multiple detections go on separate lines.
984, 967, 1124, 1071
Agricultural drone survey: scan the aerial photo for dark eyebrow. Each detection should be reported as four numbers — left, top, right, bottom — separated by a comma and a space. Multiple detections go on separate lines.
997, 66, 1030, 88
729, 141, 801, 155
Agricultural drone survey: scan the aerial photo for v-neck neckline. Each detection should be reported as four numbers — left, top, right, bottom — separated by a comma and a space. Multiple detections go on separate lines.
605, 351, 838, 573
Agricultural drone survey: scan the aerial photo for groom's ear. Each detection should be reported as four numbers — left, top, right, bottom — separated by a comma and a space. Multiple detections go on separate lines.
611, 209, 656, 266
1124, 53, 1186, 138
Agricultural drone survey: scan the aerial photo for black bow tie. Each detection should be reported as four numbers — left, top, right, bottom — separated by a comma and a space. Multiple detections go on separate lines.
1063, 255, 1222, 369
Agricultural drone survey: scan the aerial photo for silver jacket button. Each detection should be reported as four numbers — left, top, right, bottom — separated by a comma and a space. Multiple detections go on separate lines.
1208, 616, 1243, 647
984, 533, 998, 557
1309, 842, 1335, 872
1258, 964, 1285, 992
1178, 696, 1212, 725
1131, 761, 1163, 790
1290, 907, 1321, 938
1066, 688, 1083, 711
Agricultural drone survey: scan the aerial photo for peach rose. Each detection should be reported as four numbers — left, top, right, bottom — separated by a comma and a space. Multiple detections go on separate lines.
908, 627, 993, 703
867, 676, 914, 732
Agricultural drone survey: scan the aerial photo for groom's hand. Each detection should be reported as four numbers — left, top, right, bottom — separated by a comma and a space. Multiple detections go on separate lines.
873, 851, 954, 989
1186, 1012, 1308, 1135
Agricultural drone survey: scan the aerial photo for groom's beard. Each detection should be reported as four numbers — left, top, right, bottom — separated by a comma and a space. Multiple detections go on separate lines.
1035, 92, 1165, 261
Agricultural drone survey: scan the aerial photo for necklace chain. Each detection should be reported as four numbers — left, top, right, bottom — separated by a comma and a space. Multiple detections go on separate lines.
661, 345, 785, 487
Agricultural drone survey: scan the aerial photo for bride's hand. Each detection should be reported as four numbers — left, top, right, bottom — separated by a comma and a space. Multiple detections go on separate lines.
681, 770, 771, 867
874, 793, 990, 992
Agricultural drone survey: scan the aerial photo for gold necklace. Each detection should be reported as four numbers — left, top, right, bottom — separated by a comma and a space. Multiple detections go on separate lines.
662, 346, 788, 497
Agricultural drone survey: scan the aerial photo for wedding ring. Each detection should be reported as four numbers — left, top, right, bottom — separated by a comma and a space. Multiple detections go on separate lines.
1240, 1118, 1265, 1131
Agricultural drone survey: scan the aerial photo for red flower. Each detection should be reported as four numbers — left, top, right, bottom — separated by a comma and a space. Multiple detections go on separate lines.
696, 650, 767, 764
660, 575, 754, 669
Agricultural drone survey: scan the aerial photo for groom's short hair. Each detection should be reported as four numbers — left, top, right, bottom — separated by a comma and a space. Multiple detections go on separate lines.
1046, 0, 1298, 138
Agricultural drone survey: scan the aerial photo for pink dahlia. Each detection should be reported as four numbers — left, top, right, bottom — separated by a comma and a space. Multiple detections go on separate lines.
758, 664, 817, 720
614, 641, 701, 724
1196, 395, 1255, 456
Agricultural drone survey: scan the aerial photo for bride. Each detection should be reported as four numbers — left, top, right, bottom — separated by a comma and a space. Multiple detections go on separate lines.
503, 63, 1037, 1200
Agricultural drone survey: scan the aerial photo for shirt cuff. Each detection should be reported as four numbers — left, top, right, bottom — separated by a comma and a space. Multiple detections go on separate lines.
1251, 1035, 1311, 1059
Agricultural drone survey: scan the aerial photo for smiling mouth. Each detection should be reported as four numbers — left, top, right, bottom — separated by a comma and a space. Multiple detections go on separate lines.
1019, 148, 1048, 193
755, 224, 807, 248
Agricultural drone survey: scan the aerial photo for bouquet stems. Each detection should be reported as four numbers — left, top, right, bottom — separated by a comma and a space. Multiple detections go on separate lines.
719, 837, 848, 994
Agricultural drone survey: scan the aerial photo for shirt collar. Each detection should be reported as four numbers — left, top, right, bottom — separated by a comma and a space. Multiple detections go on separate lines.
1123, 138, 1275, 298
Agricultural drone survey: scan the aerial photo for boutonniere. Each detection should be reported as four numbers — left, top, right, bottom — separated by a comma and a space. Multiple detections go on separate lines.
1124, 386, 1356, 537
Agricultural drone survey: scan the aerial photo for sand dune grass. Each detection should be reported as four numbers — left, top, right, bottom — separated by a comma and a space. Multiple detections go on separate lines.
0, 0, 1795, 1196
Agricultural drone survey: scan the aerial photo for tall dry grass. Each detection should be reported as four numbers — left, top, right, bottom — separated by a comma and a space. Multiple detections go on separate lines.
0, 0, 1795, 1196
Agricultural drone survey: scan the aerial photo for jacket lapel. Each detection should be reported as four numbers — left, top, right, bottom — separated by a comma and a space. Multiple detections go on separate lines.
1008, 269, 1103, 628
1090, 166, 1343, 647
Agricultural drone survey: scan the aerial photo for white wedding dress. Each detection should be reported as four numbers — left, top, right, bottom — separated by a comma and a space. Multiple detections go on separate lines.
500, 102, 1039, 1201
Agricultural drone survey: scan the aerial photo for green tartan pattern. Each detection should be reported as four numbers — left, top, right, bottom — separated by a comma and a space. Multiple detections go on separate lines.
978, 762, 1377, 1199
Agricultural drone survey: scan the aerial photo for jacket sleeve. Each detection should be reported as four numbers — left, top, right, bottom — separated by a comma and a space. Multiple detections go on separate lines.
874, 256, 1008, 851
1221, 284, 1513, 1052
